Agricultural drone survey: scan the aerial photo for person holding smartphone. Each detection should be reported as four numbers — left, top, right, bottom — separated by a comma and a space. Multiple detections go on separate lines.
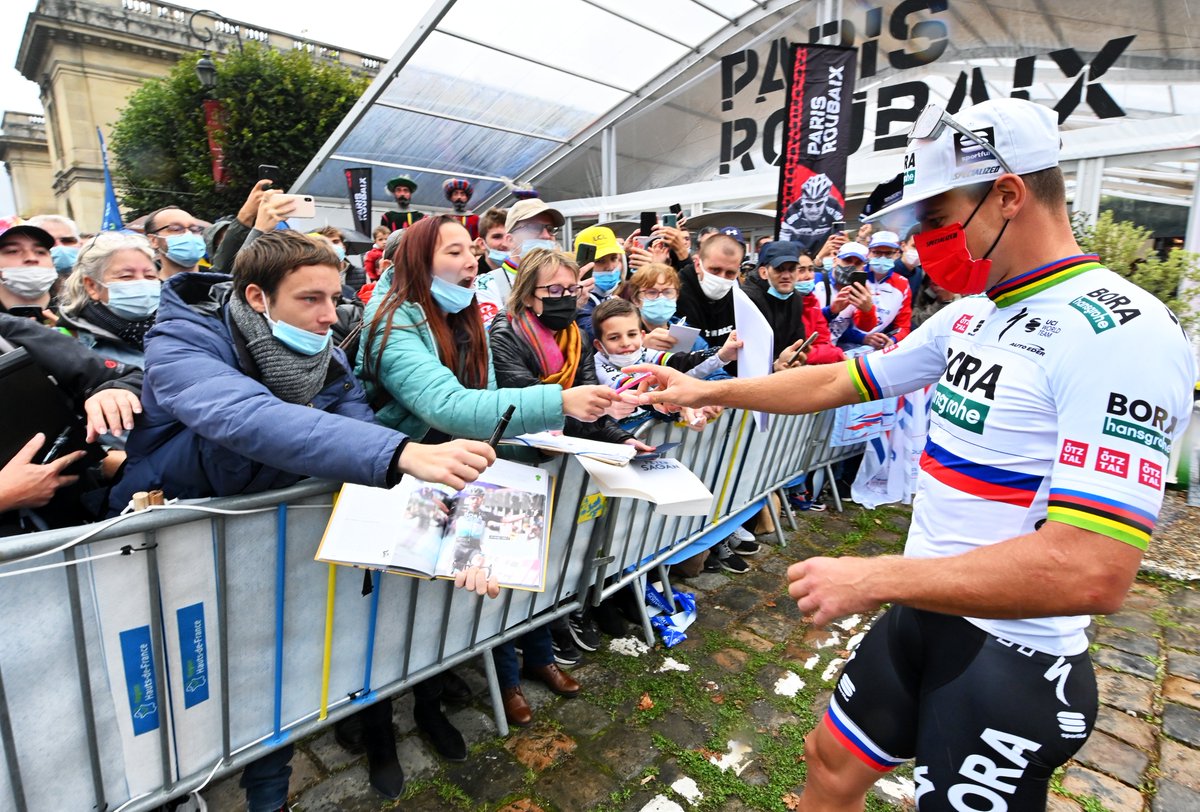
823, 242, 878, 349
743, 242, 844, 371
572, 225, 626, 340
0, 218, 59, 319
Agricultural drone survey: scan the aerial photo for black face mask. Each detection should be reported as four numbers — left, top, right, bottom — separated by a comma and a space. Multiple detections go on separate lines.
537, 295, 577, 331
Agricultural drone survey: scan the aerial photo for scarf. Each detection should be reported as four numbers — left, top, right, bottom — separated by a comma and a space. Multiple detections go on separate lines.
80, 300, 155, 352
513, 309, 580, 388
228, 295, 332, 405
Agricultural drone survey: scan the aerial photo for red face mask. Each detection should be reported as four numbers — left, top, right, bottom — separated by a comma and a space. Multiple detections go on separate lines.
913, 185, 1009, 296
913, 223, 992, 295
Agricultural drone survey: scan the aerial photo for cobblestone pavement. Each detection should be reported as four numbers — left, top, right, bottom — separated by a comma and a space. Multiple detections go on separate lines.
201, 502, 1199, 811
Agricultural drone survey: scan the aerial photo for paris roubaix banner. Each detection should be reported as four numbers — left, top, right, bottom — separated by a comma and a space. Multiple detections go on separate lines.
344, 167, 373, 236
776, 44, 858, 251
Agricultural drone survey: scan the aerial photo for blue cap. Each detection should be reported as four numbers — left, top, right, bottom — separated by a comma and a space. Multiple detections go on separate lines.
758, 241, 803, 268
719, 226, 745, 244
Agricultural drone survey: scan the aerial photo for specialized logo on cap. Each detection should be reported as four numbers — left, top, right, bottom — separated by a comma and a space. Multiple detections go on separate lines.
953, 128, 1002, 181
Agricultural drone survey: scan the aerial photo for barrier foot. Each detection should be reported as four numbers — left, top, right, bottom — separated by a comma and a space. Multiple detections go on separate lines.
772, 496, 788, 549
779, 487, 798, 533
656, 565, 676, 613
824, 465, 845, 513
482, 647, 509, 738
635, 574, 656, 647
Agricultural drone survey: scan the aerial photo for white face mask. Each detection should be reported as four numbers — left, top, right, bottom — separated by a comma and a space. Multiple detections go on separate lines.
698, 269, 737, 301
903, 248, 920, 267
607, 348, 643, 368
1, 266, 57, 299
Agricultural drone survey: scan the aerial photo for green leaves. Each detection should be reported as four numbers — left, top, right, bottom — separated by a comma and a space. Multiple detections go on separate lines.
110, 45, 369, 220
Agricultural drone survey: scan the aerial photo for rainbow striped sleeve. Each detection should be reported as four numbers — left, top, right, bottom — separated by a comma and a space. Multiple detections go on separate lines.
846, 356, 883, 402
1046, 488, 1156, 551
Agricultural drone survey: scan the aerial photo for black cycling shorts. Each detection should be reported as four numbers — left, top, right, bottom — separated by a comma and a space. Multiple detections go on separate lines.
823, 605, 1097, 811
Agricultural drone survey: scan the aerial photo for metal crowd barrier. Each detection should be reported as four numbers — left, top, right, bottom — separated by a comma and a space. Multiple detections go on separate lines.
0, 405, 861, 812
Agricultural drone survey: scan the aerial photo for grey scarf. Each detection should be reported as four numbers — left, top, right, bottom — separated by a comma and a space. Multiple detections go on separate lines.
228, 295, 331, 405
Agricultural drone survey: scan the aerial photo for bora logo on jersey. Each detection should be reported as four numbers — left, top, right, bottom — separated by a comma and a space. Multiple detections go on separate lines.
932, 351, 1002, 434
1103, 392, 1175, 456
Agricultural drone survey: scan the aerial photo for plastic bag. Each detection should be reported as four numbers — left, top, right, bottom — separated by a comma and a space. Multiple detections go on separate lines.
646, 582, 697, 647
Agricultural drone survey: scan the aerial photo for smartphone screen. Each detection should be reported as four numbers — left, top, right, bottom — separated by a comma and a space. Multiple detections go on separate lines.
258, 164, 283, 189
576, 241, 596, 270
669, 203, 682, 215
662, 213, 678, 229
848, 270, 869, 288
639, 211, 657, 236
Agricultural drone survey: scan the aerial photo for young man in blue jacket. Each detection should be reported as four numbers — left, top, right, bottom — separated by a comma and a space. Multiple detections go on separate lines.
111, 230, 497, 810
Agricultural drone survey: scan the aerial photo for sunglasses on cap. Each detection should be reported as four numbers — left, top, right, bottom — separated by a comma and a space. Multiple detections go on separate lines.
909, 104, 1014, 175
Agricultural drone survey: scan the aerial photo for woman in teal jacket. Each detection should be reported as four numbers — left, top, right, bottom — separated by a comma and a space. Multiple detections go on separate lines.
356, 216, 619, 743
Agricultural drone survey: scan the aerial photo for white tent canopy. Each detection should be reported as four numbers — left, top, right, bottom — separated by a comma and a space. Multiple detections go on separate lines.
295, 0, 1200, 246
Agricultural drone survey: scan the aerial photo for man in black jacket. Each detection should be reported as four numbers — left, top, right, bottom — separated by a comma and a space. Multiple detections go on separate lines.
675, 233, 745, 354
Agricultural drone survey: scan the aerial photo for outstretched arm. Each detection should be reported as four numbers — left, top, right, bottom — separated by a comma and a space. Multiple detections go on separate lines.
622, 361, 861, 415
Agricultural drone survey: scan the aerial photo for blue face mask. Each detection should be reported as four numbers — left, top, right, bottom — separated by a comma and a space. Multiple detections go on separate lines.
163, 233, 206, 267
822, 257, 835, 271
105, 279, 161, 320
431, 275, 477, 314
593, 269, 621, 292
640, 298, 677, 325
519, 238, 556, 255
50, 245, 78, 274
794, 279, 816, 296
487, 248, 510, 264
334, 244, 346, 263
264, 302, 331, 356
768, 285, 794, 300
869, 257, 894, 275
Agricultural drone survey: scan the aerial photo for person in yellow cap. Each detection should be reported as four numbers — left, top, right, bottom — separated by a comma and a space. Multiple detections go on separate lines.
573, 224, 626, 340
381, 176, 425, 232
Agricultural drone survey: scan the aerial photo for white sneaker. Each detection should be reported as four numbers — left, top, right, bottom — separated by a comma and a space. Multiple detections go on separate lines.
732, 526, 755, 542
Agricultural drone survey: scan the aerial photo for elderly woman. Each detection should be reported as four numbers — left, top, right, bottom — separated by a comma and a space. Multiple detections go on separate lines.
57, 232, 159, 368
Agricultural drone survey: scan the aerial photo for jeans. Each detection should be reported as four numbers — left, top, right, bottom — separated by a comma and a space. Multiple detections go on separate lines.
492, 626, 554, 688
239, 743, 293, 812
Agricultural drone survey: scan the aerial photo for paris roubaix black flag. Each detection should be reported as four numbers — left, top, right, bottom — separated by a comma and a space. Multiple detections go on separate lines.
776, 44, 857, 251
344, 167, 373, 236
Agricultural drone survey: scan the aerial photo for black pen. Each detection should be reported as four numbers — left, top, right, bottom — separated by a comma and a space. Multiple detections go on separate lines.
489, 405, 516, 448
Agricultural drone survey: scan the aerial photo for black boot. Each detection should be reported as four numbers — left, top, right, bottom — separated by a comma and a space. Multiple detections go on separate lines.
414, 701, 467, 762
333, 710, 364, 754
360, 700, 404, 799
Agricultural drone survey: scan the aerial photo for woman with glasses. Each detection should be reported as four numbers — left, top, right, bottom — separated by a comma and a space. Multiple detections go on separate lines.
487, 247, 650, 726
622, 262, 709, 353
57, 232, 159, 369
143, 206, 207, 278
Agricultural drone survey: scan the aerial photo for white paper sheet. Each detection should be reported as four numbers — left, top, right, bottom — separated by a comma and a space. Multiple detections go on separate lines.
667, 323, 701, 352
731, 285, 774, 431
578, 454, 713, 515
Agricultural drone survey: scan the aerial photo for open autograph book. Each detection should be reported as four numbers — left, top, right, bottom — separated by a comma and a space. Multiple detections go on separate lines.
316, 459, 552, 592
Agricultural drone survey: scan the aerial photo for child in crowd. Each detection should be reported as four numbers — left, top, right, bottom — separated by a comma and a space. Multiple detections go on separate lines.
591, 297, 738, 388
363, 225, 390, 282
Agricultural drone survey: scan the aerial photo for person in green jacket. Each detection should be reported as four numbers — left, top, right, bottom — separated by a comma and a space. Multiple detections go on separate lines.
356, 215, 623, 736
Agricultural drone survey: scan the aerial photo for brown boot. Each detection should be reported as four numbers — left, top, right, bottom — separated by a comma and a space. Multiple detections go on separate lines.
502, 685, 533, 727
523, 663, 580, 697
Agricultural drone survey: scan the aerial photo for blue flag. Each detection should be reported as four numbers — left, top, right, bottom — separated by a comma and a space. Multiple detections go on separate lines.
97, 127, 124, 231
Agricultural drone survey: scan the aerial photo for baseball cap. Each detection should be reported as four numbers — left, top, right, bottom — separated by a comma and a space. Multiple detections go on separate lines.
758, 241, 802, 268
506, 199, 565, 232
862, 98, 1060, 223
719, 226, 745, 244
837, 242, 868, 262
869, 231, 901, 250
574, 225, 623, 259
0, 216, 54, 251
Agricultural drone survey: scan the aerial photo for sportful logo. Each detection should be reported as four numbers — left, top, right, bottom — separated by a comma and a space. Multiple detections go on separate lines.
931, 383, 989, 434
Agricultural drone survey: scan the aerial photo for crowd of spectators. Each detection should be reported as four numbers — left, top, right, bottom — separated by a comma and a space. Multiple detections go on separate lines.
0, 172, 957, 811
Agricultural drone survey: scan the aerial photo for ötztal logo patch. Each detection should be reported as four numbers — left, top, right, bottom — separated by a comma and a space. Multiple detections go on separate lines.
1138, 459, 1163, 490
952, 314, 972, 334
1095, 447, 1130, 478
1059, 440, 1088, 468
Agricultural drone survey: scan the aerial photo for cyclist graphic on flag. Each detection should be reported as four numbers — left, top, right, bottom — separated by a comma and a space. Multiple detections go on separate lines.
780, 170, 845, 251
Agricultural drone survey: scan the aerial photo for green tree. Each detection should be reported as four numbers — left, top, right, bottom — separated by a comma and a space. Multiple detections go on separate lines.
1073, 210, 1200, 329
110, 45, 368, 220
